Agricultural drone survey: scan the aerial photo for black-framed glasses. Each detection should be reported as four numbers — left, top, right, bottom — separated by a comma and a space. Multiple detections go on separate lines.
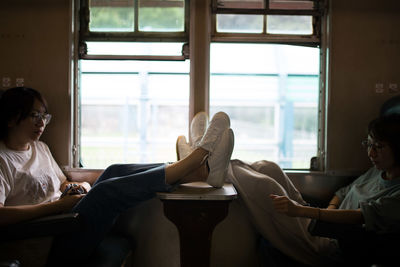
361, 139, 386, 152
30, 112, 52, 125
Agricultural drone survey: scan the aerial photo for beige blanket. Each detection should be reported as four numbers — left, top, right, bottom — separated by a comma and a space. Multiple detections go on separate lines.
227, 159, 340, 266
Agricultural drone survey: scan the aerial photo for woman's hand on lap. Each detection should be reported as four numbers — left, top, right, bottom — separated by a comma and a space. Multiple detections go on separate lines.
269, 194, 302, 217
57, 194, 84, 212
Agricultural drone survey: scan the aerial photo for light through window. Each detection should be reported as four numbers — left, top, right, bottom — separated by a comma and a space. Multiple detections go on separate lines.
210, 43, 320, 169
79, 46, 189, 168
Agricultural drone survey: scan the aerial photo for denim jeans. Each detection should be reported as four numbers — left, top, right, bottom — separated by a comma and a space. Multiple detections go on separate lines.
48, 163, 173, 265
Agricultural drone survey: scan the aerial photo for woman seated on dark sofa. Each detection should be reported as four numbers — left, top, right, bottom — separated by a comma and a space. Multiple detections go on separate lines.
0, 87, 234, 266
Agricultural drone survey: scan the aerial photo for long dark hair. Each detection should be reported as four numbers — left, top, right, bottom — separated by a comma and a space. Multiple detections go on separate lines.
368, 114, 400, 165
0, 87, 48, 140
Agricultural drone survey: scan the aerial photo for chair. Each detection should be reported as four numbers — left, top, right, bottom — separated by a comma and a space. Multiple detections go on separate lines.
0, 213, 81, 243
380, 94, 400, 116
0, 213, 81, 266
0, 212, 133, 267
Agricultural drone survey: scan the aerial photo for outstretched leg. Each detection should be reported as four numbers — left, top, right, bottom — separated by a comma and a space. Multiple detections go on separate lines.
250, 160, 305, 204
228, 160, 336, 266
165, 147, 208, 184
48, 112, 234, 265
48, 148, 210, 265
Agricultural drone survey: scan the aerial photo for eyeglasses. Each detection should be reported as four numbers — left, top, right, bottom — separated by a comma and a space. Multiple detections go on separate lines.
30, 112, 52, 125
361, 139, 386, 152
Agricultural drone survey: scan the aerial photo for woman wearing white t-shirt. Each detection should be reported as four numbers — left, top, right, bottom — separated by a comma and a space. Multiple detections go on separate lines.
0, 87, 234, 265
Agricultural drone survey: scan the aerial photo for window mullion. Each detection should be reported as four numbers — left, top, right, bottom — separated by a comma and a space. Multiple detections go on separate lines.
135, 0, 139, 32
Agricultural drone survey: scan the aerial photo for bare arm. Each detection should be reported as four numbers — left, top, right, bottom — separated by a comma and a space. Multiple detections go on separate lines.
0, 170, 92, 227
0, 194, 84, 227
270, 194, 364, 224
326, 195, 341, 210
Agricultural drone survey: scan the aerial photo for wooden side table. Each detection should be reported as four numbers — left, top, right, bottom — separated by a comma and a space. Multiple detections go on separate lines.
157, 182, 237, 267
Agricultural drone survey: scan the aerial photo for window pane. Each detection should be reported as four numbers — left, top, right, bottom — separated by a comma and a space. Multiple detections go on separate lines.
139, 0, 185, 32
86, 42, 184, 56
267, 15, 313, 35
89, 0, 135, 32
269, 0, 314, 10
79, 49, 190, 168
216, 14, 263, 33
210, 43, 320, 169
216, 0, 265, 9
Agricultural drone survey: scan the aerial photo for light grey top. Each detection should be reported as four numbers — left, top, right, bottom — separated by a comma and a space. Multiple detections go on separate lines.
157, 182, 237, 200
335, 167, 400, 233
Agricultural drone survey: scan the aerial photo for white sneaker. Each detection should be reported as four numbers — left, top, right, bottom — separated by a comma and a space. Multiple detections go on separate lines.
176, 135, 192, 160
207, 128, 234, 188
190, 111, 209, 147
197, 111, 230, 153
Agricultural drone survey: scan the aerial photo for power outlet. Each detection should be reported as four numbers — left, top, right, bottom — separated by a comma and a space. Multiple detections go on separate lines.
16, 77, 24, 87
2, 77, 11, 88
375, 83, 384, 93
388, 83, 398, 94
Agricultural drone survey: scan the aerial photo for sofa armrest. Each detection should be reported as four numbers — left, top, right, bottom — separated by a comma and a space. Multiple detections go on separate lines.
63, 168, 103, 185
0, 213, 81, 242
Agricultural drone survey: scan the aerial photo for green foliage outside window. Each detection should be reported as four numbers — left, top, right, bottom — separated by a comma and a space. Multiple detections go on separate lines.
90, 7, 135, 31
139, 7, 184, 31
90, 6, 184, 32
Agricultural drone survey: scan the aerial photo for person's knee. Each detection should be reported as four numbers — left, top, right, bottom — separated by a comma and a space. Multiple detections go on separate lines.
91, 179, 114, 196
257, 160, 281, 171
253, 160, 285, 177
103, 164, 124, 177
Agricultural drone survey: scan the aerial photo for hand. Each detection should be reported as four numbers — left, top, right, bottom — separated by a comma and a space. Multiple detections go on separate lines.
270, 194, 302, 217
69, 183, 88, 194
56, 194, 85, 212
61, 183, 89, 198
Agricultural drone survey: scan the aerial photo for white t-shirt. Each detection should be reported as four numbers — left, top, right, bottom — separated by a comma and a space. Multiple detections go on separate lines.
0, 141, 66, 206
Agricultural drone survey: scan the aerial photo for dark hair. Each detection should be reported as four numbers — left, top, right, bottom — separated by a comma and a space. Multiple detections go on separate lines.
368, 114, 400, 165
0, 87, 48, 140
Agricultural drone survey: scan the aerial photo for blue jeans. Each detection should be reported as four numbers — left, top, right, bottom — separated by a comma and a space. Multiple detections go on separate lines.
48, 163, 173, 264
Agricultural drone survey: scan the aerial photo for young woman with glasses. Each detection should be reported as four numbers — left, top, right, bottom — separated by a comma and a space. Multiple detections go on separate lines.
268, 114, 400, 265
177, 112, 400, 266
270, 114, 400, 225
0, 87, 234, 265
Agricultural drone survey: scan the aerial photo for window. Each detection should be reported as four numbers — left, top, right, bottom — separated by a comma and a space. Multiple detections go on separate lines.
212, 0, 322, 45
79, 47, 190, 168
77, 0, 190, 168
209, 43, 319, 168
89, 0, 185, 32
209, 0, 324, 169
76, 0, 326, 169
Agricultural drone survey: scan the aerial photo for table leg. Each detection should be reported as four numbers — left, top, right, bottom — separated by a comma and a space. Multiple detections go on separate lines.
162, 200, 230, 267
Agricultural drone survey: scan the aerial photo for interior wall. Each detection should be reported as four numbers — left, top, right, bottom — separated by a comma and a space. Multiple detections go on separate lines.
327, 0, 400, 174
1, 0, 399, 172
0, 0, 72, 166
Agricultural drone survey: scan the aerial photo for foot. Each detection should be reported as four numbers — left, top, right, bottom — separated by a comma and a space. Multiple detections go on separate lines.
206, 128, 234, 188
190, 111, 209, 147
197, 111, 230, 153
176, 135, 192, 160
180, 160, 209, 184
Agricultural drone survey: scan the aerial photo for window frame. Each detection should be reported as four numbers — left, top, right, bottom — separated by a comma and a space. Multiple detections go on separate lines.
79, 0, 190, 60
73, 0, 329, 170
211, 0, 325, 46
209, 0, 328, 170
